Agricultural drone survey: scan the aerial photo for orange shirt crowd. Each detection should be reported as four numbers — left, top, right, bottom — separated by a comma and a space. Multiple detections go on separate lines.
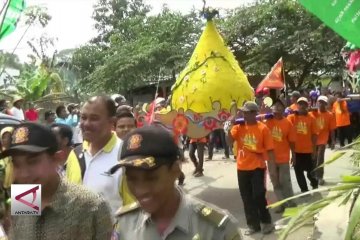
231, 99, 340, 170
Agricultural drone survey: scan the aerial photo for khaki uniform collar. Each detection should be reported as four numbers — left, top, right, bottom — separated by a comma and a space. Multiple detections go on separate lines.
138, 188, 190, 234
82, 132, 118, 153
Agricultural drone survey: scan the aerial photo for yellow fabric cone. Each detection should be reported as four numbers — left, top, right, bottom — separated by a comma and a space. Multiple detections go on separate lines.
171, 20, 254, 113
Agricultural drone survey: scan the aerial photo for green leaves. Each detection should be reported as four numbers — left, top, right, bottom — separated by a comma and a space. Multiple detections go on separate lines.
268, 191, 346, 240
15, 64, 66, 101
345, 193, 360, 240
23, 6, 52, 27
323, 150, 347, 165
0, 51, 22, 70
341, 176, 360, 184
222, 0, 344, 90
72, 1, 202, 94
277, 194, 342, 240
268, 137, 360, 240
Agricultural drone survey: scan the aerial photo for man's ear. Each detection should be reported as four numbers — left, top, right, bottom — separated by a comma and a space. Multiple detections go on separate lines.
62, 138, 69, 148
109, 116, 117, 127
171, 160, 181, 179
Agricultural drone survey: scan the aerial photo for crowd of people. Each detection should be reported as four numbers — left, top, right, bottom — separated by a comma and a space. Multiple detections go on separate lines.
224, 89, 355, 235
0, 88, 357, 239
0, 95, 242, 240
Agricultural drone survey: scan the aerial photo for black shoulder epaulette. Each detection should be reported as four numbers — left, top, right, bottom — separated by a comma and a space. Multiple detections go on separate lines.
196, 204, 229, 228
115, 202, 140, 216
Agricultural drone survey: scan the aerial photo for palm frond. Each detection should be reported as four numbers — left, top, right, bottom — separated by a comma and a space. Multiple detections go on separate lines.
313, 150, 347, 171
277, 194, 343, 240
345, 194, 360, 240
268, 183, 359, 209
339, 139, 360, 150
341, 175, 360, 183
269, 139, 360, 240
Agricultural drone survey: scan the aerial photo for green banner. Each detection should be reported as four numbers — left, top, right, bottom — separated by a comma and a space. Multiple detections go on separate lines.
299, 0, 360, 47
0, 0, 26, 41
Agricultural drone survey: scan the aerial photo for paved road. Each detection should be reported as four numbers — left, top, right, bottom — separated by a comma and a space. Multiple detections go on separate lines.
181, 148, 352, 240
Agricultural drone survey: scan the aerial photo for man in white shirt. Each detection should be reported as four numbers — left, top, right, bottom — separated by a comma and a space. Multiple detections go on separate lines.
10, 97, 24, 120
66, 96, 127, 214
67, 103, 83, 145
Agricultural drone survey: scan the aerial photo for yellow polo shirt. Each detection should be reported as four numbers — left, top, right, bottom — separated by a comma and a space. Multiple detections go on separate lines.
66, 133, 135, 213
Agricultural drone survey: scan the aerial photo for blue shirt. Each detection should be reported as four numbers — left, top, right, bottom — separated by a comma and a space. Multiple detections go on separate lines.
55, 115, 79, 127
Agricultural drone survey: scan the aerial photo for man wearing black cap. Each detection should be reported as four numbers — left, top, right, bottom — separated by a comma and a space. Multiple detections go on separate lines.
2, 122, 113, 240
111, 126, 242, 240
227, 101, 275, 235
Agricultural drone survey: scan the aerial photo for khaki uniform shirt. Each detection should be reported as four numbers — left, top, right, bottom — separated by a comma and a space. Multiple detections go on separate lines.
9, 179, 113, 240
112, 190, 242, 240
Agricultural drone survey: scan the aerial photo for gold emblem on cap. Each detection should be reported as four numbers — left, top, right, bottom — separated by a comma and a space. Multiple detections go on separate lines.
120, 157, 156, 168
201, 207, 213, 217
127, 134, 142, 150
12, 127, 29, 144
132, 157, 156, 167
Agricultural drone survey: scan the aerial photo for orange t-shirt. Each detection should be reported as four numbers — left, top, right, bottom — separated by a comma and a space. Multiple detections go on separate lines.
287, 113, 319, 153
310, 111, 336, 145
289, 103, 298, 112
332, 101, 351, 127
265, 118, 295, 164
190, 137, 207, 143
230, 122, 274, 170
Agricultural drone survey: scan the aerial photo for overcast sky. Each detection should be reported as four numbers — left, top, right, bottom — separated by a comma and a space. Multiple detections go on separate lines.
0, 0, 254, 61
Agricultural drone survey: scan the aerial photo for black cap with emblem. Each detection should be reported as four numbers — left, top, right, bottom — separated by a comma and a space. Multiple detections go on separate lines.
109, 126, 179, 173
0, 122, 58, 158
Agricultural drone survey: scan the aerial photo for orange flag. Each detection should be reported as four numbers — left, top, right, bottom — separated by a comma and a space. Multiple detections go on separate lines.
256, 58, 284, 94
144, 100, 156, 125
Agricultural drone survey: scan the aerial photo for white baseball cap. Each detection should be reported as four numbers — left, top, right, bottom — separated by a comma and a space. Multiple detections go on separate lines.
297, 97, 309, 104
317, 95, 328, 103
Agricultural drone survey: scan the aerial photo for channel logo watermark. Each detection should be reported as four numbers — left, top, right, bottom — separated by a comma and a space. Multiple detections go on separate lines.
11, 184, 41, 216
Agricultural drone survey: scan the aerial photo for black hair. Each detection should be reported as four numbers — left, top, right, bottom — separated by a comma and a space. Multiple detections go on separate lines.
116, 105, 133, 113
87, 95, 116, 117
55, 105, 66, 117
116, 109, 134, 119
67, 105, 75, 113
50, 123, 73, 147
116, 109, 137, 126
44, 110, 55, 120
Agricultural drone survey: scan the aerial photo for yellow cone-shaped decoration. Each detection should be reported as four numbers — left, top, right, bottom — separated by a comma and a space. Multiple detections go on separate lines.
171, 20, 254, 113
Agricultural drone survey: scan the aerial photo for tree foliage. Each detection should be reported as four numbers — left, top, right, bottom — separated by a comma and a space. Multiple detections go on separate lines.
72, 0, 346, 95
12, 6, 68, 101
16, 64, 64, 101
222, 0, 345, 90
72, 0, 202, 94
0, 51, 22, 70
23, 5, 52, 27
92, 0, 150, 44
